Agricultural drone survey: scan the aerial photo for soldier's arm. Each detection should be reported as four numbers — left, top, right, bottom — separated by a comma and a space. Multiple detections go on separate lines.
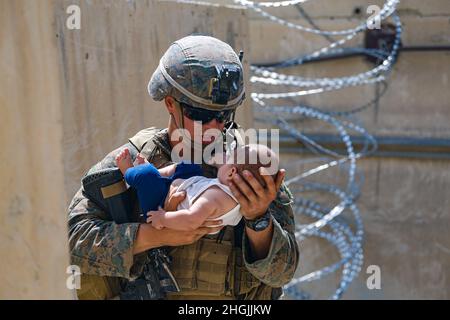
68, 144, 221, 276
68, 143, 150, 278
241, 183, 300, 287
68, 188, 150, 278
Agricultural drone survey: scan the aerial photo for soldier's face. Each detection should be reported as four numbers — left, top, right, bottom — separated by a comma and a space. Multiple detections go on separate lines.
182, 116, 226, 145
166, 96, 226, 145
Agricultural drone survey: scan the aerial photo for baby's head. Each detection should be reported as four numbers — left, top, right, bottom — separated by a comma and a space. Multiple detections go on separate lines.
214, 144, 279, 187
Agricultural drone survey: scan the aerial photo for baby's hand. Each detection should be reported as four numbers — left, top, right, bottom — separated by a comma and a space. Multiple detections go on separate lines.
146, 207, 165, 230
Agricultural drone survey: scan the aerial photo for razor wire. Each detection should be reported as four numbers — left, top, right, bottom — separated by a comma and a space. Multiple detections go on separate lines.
250, 14, 402, 96
231, 0, 402, 299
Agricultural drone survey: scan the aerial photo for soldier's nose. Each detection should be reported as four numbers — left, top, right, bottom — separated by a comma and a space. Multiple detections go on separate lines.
203, 118, 225, 131
203, 118, 218, 127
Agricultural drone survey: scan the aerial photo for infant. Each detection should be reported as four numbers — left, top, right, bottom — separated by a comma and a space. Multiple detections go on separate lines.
115, 149, 203, 216
116, 144, 279, 233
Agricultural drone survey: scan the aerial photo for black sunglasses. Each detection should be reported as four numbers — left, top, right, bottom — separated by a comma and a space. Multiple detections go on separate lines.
176, 100, 234, 123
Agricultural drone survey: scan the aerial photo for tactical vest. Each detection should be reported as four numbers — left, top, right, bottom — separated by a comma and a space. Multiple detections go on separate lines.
78, 127, 279, 300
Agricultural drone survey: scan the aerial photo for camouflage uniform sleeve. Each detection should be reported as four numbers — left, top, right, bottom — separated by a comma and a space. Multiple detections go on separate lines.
241, 183, 299, 287
67, 143, 148, 279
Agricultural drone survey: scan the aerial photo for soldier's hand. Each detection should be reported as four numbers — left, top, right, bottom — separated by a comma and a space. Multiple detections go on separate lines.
146, 207, 165, 230
164, 190, 186, 211
229, 168, 285, 220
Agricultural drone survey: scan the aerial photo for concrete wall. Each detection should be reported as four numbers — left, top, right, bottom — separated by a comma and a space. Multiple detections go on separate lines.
0, 0, 71, 299
233, 0, 450, 138
282, 154, 450, 299
1, 0, 448, 299
235, 0, 450, 299
55, 0, 254, 199
0, 0, 252, 299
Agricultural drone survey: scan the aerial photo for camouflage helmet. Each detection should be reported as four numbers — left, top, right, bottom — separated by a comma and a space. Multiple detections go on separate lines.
148, 35, 246, 111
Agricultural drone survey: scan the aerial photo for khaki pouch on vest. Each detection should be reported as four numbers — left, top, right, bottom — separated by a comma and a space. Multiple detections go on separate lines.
77, 274, 121, 300
167, 238, 233, 298
166, 236, 265, 299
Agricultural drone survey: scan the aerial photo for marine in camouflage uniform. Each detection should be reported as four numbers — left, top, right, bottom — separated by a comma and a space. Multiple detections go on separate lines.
68, 35, 299, 299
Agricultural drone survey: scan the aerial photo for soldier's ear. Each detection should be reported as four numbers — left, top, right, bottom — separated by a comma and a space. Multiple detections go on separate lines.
165, 96, 177, 113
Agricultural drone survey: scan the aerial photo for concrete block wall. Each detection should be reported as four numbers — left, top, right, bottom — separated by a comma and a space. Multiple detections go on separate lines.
219, 0, 450, 299
0, 0, 72, 299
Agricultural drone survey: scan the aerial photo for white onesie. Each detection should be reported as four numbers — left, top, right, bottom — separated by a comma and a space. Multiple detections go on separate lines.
175, 176, 242, 234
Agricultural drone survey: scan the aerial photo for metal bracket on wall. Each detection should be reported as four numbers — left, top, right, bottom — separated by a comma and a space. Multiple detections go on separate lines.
364, 22, 400, 64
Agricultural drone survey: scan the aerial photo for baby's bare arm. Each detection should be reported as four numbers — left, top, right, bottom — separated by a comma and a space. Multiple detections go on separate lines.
151, 197, 215, 231
151, 187, 235, 231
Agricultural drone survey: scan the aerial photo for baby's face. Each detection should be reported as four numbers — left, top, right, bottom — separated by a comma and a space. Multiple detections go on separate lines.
209, 144, 279, 185
208, 150, 237, 185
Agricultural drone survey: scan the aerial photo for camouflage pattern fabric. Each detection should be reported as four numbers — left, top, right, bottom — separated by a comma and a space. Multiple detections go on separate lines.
68, 128, 299, 298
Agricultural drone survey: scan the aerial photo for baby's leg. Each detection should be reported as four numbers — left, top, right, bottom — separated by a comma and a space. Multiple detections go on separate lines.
116, 148, 134, 175
158, 163, 177, 177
